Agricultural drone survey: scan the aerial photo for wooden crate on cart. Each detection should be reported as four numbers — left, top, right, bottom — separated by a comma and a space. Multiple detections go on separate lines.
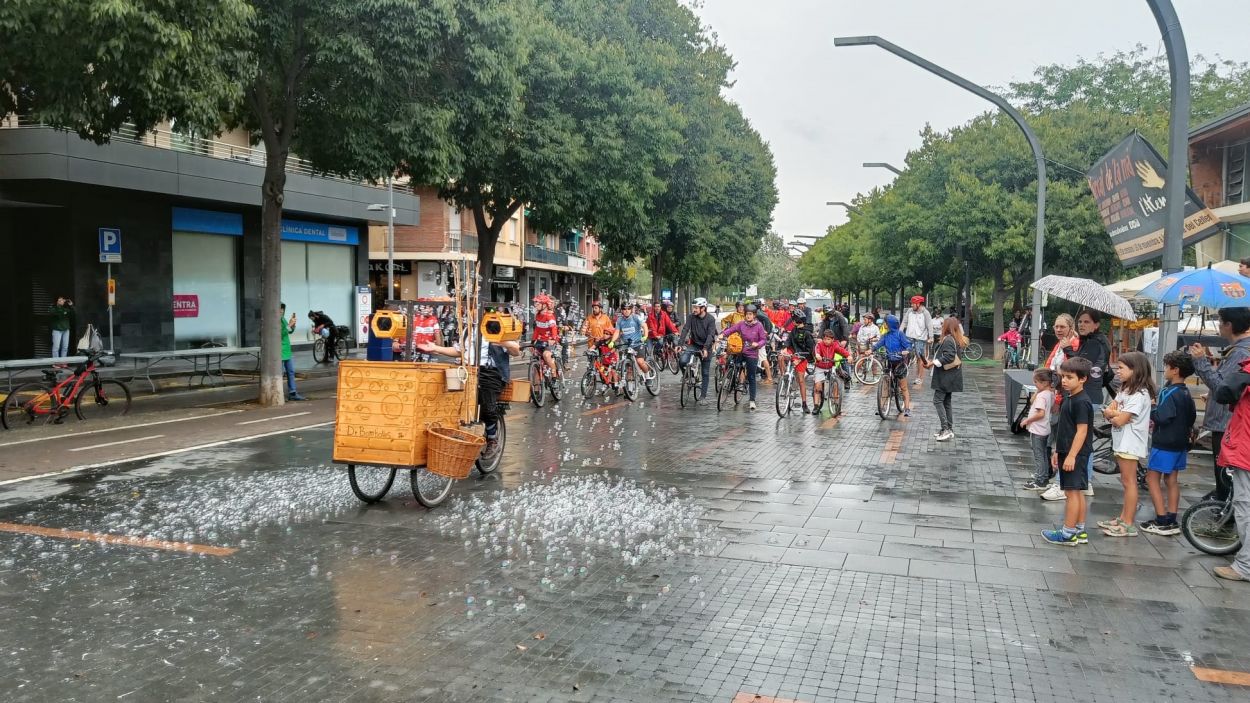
332, 360, 477, 467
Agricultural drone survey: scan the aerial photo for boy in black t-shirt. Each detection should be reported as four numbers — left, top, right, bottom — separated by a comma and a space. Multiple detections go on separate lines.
1043, 357, 1094, 546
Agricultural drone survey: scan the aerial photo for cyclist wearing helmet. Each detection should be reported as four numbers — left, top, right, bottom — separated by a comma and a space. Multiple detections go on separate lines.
679, 297, 718, 400
532, 294, 560, 375
616, 301, 651, 377
782, 308, 818, 413
722, 301, 747, 329
718, 304, 768, 410
903, 295, 934, 387
873, 315, 915, 416
753, 301, 774, 381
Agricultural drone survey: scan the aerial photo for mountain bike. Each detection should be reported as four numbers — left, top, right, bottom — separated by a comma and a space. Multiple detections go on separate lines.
659, 335, 681, 375
1, 351, 131, 429
633, 344, 659, 397
1182, 469, 1241, 555
876, 351, 906, 420
616, 345, 648, 402
716, 353, 745, 411
853, 345, 885, 385
774, 352, 808, 418
814, 361, 846, 418
526, 343, 565, 407
313, 325, 352, 363
580, 346, 620, 399
678, 349, 704, 409
1003, 344, 1021, 370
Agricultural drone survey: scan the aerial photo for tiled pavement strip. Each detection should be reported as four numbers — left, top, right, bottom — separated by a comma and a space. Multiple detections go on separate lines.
1, 364, 1249, 701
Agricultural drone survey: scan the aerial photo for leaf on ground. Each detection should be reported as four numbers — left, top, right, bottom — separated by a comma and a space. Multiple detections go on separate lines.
533, 632, 546, 640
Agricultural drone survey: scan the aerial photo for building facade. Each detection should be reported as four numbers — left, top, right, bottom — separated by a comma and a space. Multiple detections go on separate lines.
0, 121, 416, 359
1190, 103, 1250, 264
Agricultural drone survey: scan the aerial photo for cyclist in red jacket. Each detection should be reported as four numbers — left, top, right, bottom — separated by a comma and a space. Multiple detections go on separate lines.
647, 302, 679, 359
531, 294, 560, 375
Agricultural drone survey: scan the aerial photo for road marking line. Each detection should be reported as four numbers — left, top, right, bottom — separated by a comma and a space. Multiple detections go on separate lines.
582, 402, 627, 416
0, 521, 237, 556
0, 410, 243, 448
732, 694, 809, 703
880, 429, 904, 463
0, 421, 333, 486
68, 435, 165, 452
236, 411, 311, 425
685, 426, 746, 461
1191, 666, 1250, 686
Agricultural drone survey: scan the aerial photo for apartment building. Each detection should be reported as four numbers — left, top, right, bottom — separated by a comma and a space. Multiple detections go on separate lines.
1190, 102, 1250, 264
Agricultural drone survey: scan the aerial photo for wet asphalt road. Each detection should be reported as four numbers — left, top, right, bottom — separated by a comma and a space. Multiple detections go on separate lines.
2, 364, 1250, 702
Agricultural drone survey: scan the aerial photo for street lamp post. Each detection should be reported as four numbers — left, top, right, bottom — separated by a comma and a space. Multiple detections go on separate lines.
826, 201, 861, 215
835, 35, 1047, 366
863, 162, 903, 175
1146, 0, 1190, 377
366, 177, 397, 302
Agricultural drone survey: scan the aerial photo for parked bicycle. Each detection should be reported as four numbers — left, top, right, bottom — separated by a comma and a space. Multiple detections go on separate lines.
1182, 469, 1241, 555
960, 341, 984, 361
1, 351, 131, 429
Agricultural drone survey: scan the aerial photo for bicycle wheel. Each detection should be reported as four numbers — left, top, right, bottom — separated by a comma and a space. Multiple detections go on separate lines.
666, 348, 680, 375
876, 377, 891, 418
529, 363, 545, 407
964, 343, 983, 361
643, 362, 659, 397
548, 367, 564, 402
827, 379, 842, 418
716, 363, 733, 411
680, 370, 692, 408
775, 373, 792, 418
892, 375, 904, 413
74, 379, 131, 421
475, 414, 506, 475
411, 468, 454, 508
623, 360, 639, 401
854, 356, 884, 385
313, 338, 327, 363
1091, 424, 1118, 474
580, 368, 597, 399
1182, 499, 1242, 555
348, 465, 397, 503
732, 362, 742, 406
336, 337, 351, 360
1, 382, 55, 429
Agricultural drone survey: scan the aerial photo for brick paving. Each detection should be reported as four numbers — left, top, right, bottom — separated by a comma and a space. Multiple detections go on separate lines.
0, 362, 1248, 702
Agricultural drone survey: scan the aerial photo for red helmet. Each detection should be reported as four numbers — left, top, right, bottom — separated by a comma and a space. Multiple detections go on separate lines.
911, 295, 925, 305
533, 294, 552, 307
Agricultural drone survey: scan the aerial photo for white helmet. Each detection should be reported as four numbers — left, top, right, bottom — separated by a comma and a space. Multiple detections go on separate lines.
693, 297, 708, 307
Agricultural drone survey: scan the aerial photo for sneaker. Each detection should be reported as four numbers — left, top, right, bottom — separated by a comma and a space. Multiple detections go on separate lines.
1022, 480, 1048, 492
802, 403, 810, 415
933, 430, 944, 439
936, 429, 954, 442
913, 379, 923, 386
1083, 486, 1095, 497
1041, 528, 1080, 546
481, 438, 501, 461
1075, 530, 1089, 544
903, 408, 912, 417
1102, 522, 1137, 538
1040, 484, 1066, 501
288, 393, 307, 401
1150, 521, 1181, 536
1214, 566, 1249, 582
749, 401, 757, 411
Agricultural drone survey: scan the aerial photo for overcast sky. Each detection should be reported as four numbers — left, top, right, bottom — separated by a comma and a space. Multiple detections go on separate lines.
694, 0, 1250, 245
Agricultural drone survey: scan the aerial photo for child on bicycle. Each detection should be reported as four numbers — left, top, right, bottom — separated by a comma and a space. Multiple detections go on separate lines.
813, 328, 852, 412
856, 313, 879, 352
998, 322, 1022, 364
1140, 351, 1197, 536
872, 315, 914, 416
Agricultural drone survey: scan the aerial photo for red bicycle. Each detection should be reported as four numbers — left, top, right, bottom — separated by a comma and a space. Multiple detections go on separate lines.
1, 351, 132, 429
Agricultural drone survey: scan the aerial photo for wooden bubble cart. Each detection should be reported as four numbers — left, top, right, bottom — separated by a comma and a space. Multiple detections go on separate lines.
332, 261, 516, 508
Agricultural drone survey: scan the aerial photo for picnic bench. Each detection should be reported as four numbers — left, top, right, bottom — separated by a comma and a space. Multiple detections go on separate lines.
122, 346, 260, 393
0, 356, 88, 391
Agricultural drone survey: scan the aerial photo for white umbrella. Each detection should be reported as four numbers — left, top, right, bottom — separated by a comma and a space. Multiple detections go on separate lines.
1032, 275, 1137, 321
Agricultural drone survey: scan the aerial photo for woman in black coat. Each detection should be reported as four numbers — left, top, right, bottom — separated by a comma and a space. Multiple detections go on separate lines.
930, 316, 966, 441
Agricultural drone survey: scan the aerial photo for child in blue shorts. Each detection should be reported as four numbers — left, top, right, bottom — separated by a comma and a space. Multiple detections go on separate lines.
1142, 350, 1197, 536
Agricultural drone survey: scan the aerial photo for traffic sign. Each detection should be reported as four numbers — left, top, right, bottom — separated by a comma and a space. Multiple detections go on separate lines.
98, 228, 122, 263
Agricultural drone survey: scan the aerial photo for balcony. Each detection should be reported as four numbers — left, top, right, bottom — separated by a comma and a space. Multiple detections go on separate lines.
525, 244, 568, 267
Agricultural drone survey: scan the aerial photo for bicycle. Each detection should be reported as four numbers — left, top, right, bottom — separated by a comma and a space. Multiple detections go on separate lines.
774, 352, 808, 418
813, 360, 846, 418
1, 351, 131, 429
1181, 469, 1241, 555
615, 345, 654, 402
526, 344, 565, 407
580, 344, 620, 399
313, 325, 351, 363
716, 352, 746, 411
659, 335, 681, 375
960, 341, 984, 361
876, 351, 906, 420
678, 348, 704, 409
853, 345, 885, 385
1001, 344, 1022, 370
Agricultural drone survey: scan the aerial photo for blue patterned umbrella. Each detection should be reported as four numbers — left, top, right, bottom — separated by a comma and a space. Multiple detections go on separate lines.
1137, 263, 1250, 309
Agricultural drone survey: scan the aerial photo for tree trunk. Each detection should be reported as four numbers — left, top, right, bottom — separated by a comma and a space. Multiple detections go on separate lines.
258, 152, 288, 407
473, 202, 521, 306
991, 269, 1009, 360
651, 253, 663, 302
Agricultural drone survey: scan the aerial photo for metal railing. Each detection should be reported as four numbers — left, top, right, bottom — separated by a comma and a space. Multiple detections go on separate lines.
525, 244, 568, 267
3, 116, 401, 187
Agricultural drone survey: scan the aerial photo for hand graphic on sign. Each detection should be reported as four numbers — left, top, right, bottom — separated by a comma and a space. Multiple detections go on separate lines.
1135, 160, 1165, 189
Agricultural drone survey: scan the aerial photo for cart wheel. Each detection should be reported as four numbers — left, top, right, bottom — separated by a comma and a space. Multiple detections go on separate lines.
348, 464, 397, 503
411, 467, 453, 508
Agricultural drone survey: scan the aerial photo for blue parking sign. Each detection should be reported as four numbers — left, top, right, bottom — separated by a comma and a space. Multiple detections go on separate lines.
98, 228, 122, 263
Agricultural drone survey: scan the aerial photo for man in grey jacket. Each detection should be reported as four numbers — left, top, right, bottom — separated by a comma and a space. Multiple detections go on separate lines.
679, 297, 719, 400
1191, 306, 1250, 502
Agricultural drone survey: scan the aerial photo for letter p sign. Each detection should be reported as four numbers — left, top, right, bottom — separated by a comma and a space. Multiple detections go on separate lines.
98, 228, 122, 263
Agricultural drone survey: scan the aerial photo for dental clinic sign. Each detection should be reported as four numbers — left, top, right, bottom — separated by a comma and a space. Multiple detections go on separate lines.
1086, 132, 1220, 267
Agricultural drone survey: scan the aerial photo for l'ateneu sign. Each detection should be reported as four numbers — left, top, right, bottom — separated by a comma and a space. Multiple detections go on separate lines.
1086, 132, 1220, 267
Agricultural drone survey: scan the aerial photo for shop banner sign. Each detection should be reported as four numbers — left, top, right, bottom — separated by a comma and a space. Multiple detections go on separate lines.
1086, 132, 1220, 267
173, 294, 199, 318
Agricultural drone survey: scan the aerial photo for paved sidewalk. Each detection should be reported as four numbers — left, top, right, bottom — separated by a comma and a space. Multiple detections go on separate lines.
0, 362, 1248, 702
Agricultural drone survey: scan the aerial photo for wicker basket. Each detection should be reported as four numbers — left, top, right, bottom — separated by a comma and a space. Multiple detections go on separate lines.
425, 424, 485, 479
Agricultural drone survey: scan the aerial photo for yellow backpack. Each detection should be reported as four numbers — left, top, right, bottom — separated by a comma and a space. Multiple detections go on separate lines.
726, 333, 744, 354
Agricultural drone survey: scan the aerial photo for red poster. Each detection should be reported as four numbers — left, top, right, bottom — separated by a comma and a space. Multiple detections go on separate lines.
173, 294, 200, 318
